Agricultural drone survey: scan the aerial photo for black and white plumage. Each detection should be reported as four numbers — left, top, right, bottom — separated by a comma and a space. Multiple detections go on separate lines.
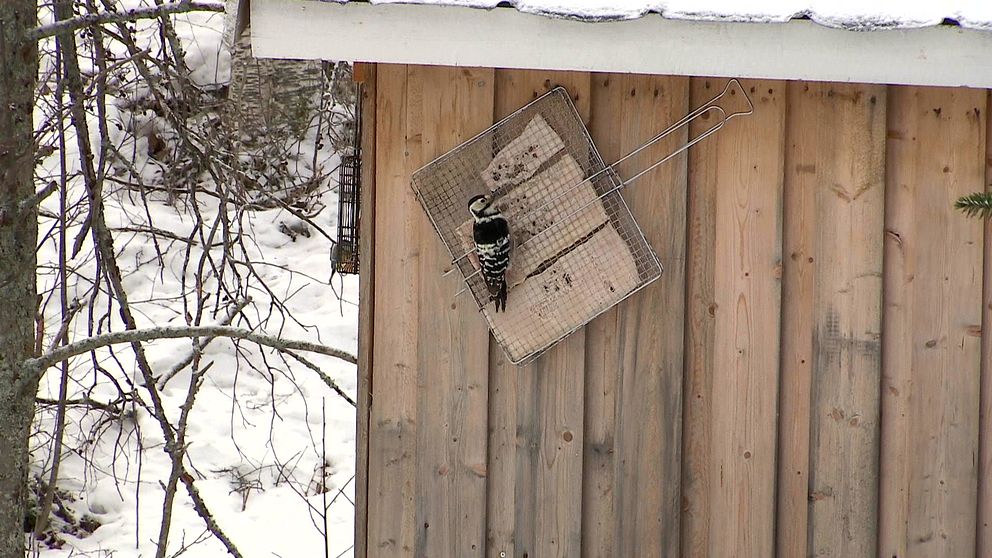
468, 194, 511, 312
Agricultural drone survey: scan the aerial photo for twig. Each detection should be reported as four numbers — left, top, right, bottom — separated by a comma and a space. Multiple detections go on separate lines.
157, 341, 214, 557
284, 349, 356, 407
328, 474, 355, 508
26, 1, 225, 41
34, 301, 72, 538
35, 396, 122, 415
179, 471, 244, 558
112, 225, 199, 245
46, 299, 83, 353
243, 183, 338, 245
83, 48, 152, 95
34, 13, 77, 538
16, 181, 58, 215
157, 298, 250, 388
322, 399, 330, 558
24, 325, 357, 381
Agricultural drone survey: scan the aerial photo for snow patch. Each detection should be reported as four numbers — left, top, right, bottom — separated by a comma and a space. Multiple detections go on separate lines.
336, 0, 992, 30
32, 5, 357, 557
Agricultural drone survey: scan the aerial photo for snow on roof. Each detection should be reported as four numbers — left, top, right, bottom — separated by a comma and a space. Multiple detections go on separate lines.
324, 0, 992, 31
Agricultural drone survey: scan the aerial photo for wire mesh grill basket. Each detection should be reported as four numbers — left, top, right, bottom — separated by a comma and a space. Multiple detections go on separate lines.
412, 80, 752, 365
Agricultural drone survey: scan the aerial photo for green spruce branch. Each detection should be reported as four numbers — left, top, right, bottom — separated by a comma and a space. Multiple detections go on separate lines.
955, 192, 992, 220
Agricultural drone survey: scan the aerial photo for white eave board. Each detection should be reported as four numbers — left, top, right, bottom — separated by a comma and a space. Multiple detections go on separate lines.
250, 0, 992, 88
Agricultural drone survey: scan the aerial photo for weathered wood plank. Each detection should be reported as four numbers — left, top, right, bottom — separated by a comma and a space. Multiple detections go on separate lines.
367, 63, 418, 555
584, 73, 688, 557
980, 90, 992, 558
581, 74, 625, 558
775, 80, 815, 558
485, 69, 590, 558
485, 336, 517, 558
879, 85, 986, 558
354, 61, 376, 558
612, 74, 688, 558
878, 86, 914, 558
782, 81, 886, 557
412, 65, 494, 557
681, 78, 785, 558
532, 339, 585, 557
681, 79, 718, 558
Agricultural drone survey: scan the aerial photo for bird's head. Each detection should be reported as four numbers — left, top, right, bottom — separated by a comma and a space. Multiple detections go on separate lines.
467, 194, 495, 219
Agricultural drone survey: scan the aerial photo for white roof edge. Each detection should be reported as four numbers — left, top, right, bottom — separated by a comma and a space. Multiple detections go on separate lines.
250, 0, 992, 89
263, 0, 992, 32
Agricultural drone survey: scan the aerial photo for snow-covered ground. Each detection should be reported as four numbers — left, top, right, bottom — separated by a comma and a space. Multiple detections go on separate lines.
31, 5, 359, 557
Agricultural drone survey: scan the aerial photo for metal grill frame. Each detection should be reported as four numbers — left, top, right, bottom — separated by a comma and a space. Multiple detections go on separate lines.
411, 87, 664, 365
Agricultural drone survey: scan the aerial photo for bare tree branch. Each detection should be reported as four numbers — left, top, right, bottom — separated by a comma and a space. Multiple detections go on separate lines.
26, 2, 225, 42
180, 469, 244, 558
113, 225, 200, 246
35, 396, 123, 415
21, 1, 358, 553
18, 181, 58, 214
25, 325, 357, 377
157, 298, 250, 388
46, 299, 84, 353
283, 349, 356, 407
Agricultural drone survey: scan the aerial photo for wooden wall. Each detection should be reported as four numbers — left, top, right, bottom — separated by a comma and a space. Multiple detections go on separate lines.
356, 63, 992, 557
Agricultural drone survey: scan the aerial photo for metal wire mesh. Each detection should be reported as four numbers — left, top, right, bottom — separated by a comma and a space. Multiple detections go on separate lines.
412, 88, 662, 364
333, 153, 361, 274
333, 80, 362, 275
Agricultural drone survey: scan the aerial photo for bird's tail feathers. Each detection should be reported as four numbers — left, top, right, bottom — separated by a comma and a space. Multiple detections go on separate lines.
494, 280, 507, 312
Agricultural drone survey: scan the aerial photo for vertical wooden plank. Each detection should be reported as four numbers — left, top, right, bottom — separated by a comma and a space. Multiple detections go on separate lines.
775, 79, 815, 558
782, 82, 886, 557
612, 74, 687, 558
412, 65, 494, 557
707, 78, 784, 558
879, 86, 985, 558
368, 63, 417, 556
355, 62, 377, 558
681, 80, 718, 558
681, 78, 785, 558
581, 73, 623, 558
584, 73, 688, 557
485, 70, 590, 558
805, 82, 885, 557
485, 336, 518, 558
878, 86, 914, 558
532, 339, 585, 557
580, 323, 619, 556
979, 90, 992, 558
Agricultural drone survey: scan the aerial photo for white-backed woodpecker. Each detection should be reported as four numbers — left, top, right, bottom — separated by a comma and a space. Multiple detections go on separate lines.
468, 194, 510, 312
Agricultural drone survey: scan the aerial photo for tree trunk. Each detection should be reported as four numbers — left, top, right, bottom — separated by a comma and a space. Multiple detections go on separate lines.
226, 25, 323, 140
0, 0, 39, 556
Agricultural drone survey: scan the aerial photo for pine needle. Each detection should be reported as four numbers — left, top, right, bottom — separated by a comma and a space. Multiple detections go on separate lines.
955, 192, 992, 219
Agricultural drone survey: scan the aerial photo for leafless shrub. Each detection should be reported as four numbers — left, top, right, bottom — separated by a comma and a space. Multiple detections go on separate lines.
24, 1, 358, 556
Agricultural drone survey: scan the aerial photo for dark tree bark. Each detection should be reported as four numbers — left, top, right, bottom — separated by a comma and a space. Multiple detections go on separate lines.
0, 0, 39, 556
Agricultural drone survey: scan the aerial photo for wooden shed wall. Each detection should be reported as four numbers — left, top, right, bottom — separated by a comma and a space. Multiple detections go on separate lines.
355, 63, 992, 558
